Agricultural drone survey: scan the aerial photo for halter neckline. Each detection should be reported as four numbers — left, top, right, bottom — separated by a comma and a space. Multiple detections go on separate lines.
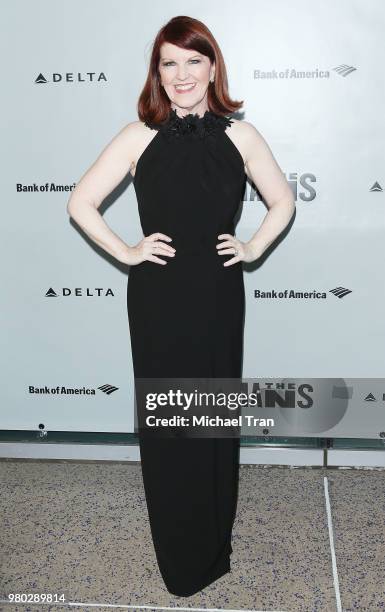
144, 108, 234, 140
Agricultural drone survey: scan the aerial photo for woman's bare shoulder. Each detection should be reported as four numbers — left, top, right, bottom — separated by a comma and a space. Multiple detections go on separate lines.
227, 117, 271, 166
229, 117, 264, 140
117, 119, 154, 141
121, 120, 159, 178
225, 117, 260, 168
107, 119, 158, 177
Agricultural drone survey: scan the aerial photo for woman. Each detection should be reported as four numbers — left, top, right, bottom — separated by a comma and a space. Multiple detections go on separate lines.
67, 15, 295, 597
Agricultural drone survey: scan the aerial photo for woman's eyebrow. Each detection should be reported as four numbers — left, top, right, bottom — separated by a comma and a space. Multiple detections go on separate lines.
160, 54, 203, 61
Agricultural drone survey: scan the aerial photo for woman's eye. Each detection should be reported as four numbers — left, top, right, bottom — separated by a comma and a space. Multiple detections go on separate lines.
162, 60, 201, 67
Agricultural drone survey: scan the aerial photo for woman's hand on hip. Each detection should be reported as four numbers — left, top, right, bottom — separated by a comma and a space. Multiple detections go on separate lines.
216, 234, 260, 266
122, 232, 176, 265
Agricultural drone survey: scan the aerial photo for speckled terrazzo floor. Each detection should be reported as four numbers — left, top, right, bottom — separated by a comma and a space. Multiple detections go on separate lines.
1, 460, 385, 612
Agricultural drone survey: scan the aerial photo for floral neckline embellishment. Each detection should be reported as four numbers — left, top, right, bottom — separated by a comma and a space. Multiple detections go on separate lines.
145, 108, 233, 140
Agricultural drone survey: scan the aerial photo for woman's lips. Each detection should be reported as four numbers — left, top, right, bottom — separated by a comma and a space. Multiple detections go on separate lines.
174, 83, 196, 93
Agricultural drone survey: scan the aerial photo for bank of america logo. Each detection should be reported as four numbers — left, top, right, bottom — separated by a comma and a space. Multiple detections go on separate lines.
98, 384, 119, 395
329, 287, 352, 298
333, 64, 357, 77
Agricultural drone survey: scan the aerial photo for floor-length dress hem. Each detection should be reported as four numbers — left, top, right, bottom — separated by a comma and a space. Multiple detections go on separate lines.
161, 550, 231, 597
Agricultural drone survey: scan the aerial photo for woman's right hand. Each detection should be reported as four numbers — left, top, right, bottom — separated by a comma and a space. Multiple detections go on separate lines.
121, 232, 176, 265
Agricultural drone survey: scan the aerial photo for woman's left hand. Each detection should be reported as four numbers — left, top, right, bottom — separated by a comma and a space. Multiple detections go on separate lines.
216, 234, 260, 266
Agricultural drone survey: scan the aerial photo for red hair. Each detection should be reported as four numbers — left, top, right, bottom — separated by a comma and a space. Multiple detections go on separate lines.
137, 15, 243, 125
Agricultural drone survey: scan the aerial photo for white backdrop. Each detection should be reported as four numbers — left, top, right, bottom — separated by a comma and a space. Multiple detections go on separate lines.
1, 0, 384, 438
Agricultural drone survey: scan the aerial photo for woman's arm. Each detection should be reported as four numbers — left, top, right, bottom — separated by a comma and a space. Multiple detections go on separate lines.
66, 121, 142, 262
241, 121, 295, 260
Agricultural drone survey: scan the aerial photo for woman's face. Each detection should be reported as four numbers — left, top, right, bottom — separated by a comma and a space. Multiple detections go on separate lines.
158, 42, 215, 113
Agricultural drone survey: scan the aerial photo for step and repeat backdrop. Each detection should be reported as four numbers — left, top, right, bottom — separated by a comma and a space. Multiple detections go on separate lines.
1, 0, 384, 439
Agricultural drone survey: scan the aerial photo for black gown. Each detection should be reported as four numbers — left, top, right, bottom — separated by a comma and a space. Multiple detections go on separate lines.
127, 108, 246, 596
